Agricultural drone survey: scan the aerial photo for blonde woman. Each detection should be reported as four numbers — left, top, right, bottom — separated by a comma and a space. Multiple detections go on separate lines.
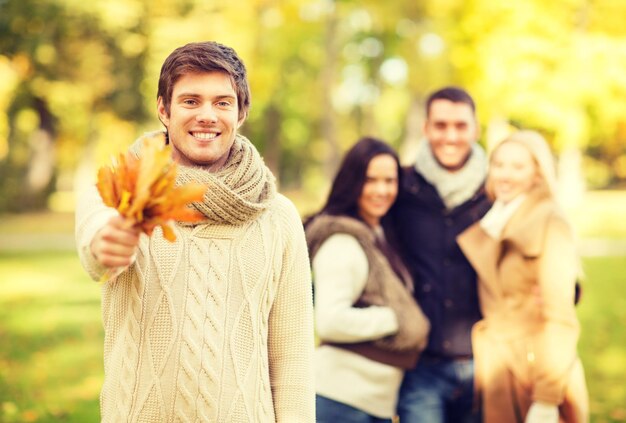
457, 130, 588, 423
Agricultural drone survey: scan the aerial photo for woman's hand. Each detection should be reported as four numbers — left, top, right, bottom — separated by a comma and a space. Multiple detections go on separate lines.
525, 401, 558, 423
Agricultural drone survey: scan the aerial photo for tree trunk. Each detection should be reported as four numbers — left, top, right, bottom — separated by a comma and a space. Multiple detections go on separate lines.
264, 103, 281, 180
399, 95, 424, 165
321, 5, 340, 175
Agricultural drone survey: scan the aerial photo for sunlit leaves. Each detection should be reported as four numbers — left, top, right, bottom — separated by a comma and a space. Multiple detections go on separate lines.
1, 0, 626, 213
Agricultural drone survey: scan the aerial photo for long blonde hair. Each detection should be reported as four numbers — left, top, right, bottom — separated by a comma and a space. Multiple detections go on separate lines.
486, 130, 584, 300
485, 130, 557, 201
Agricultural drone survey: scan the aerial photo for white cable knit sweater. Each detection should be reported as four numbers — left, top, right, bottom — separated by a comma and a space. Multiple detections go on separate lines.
75, 134, 315, 422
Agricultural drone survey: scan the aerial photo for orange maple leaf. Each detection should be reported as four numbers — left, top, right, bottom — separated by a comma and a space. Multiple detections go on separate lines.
96, 133, 207, 242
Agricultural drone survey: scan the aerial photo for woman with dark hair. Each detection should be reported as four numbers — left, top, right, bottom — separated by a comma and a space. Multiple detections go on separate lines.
305, 137, 429, 423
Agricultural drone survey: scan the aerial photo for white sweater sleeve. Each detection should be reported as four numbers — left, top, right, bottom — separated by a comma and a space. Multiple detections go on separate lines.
267, 195, 315, 422
313, 233, 398, 343
74, 184, 118, 281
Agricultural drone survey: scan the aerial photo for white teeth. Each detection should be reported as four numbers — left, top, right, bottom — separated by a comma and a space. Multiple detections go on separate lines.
192, 132, 217, 140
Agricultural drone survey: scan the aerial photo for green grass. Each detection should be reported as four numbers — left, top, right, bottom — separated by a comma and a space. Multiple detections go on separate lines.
578, 256, 626, 423
0, 251, 102, 423
0, 252, 625, 422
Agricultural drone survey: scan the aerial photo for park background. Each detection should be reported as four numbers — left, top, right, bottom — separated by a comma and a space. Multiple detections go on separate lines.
0, 0, 625, 421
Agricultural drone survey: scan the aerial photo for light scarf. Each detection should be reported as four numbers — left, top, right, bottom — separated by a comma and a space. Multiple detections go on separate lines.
130, 131, 276, 226
479, 194, 526, 239
414, 140, 487, 210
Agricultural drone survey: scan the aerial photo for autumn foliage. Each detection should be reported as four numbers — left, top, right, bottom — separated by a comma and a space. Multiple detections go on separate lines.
96, 133, 207, 241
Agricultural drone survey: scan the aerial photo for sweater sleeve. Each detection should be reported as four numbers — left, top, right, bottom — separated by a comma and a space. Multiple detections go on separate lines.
75, 184, 118, 281
267, 196, 315, 422
313, 233, 399, 343
532, 214, 581, 404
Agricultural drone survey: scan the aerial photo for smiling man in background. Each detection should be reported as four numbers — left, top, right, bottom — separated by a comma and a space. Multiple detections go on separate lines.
394, 86, 491, 423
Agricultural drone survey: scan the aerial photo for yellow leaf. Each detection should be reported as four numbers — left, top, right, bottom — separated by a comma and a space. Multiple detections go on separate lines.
160, 223, 177, 242
95, 132, 208, 243
96, 166, 118, 208
118, 190, 132, 214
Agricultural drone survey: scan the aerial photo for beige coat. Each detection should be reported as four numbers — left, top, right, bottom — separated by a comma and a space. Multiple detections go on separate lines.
457, 188, 588, 423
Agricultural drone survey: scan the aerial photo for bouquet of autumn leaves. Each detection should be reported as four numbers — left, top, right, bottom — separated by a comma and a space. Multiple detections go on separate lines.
96, 133, 208, 244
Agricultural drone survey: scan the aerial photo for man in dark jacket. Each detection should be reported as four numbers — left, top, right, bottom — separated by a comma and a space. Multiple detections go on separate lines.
395, 86, 491, 423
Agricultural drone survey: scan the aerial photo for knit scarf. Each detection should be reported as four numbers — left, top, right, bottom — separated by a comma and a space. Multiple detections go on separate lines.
414, 140, 487, 210
129, 131, 277, 226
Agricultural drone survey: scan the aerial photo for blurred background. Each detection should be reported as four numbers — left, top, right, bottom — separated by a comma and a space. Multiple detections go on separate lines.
0, 0, 624, 421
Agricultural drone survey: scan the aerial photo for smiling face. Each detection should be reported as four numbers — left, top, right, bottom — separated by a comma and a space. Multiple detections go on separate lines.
489, 141, 540, 204
157, 71, 244, 171
424, 99, 479, 172
357, 154, 399, 227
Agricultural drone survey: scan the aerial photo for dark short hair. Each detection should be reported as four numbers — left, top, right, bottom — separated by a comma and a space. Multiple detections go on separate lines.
157, 41, 250, 121
314, 137, 401, 220
425, 86, 475, 117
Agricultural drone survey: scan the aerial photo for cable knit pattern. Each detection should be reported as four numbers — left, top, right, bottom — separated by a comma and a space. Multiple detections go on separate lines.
75, 134, 315, 422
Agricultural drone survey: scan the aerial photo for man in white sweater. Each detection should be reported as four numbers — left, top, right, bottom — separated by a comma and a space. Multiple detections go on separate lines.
75, 41, 315, 422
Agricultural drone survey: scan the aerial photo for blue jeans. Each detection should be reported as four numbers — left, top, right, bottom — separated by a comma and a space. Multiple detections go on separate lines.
316, 395, 393, 423
397, 356, 480, 423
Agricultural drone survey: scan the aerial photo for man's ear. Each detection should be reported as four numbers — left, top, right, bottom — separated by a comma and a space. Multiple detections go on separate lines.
157, 97, 170, 127
237, 112, 247, 129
